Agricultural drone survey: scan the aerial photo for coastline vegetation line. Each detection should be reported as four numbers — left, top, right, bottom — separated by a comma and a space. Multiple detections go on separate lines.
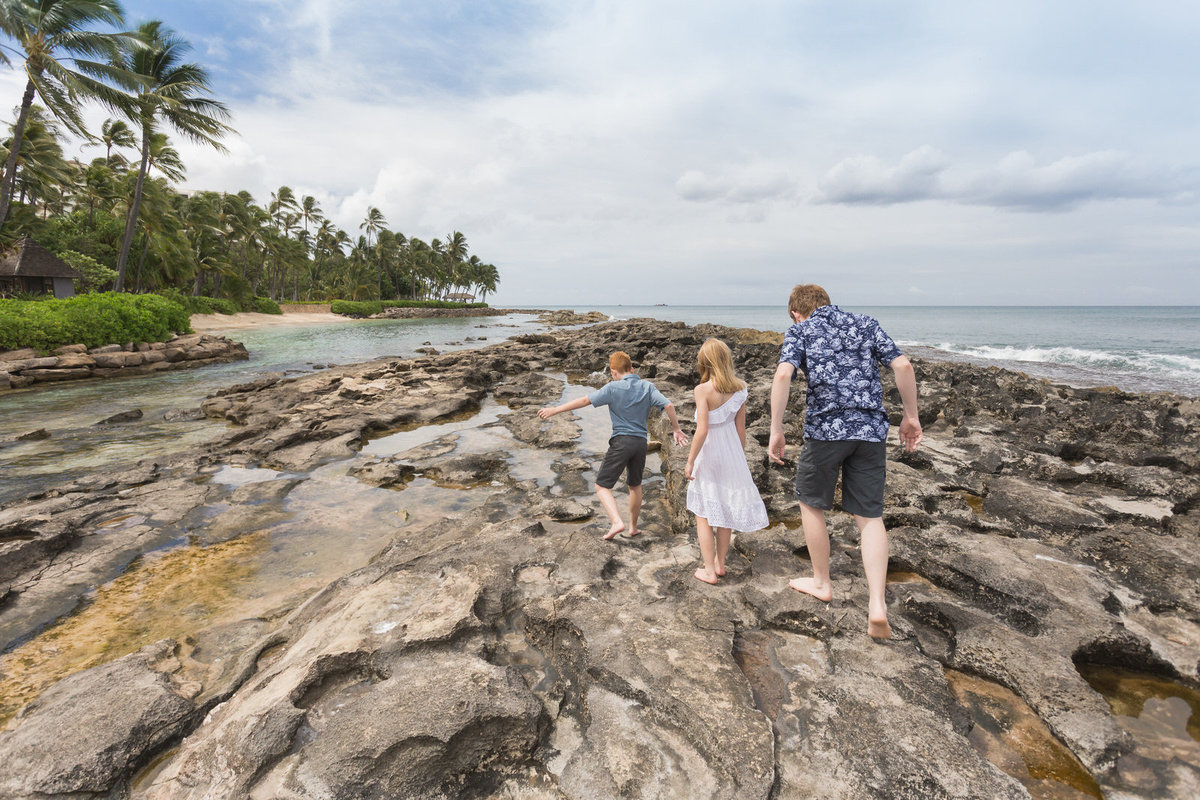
0, 0, 501, 318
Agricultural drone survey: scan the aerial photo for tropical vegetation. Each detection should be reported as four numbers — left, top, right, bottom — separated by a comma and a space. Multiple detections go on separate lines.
0, 291, 189, 351
0, 0, 501, 309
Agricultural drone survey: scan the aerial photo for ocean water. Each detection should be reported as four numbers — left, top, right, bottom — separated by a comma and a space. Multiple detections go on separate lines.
551, 305, 1200, 397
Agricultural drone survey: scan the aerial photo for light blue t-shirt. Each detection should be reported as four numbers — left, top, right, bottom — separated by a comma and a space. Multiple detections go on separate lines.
588, 374, 670, 439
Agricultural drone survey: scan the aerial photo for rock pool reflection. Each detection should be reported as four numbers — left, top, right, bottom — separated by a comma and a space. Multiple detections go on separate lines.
945, 669, 1103, 800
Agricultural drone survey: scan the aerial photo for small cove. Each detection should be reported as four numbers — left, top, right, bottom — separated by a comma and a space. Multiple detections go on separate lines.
0, 313, 547, 504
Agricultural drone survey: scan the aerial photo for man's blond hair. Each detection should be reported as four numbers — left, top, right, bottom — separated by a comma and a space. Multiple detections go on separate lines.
788, 284, 831, 318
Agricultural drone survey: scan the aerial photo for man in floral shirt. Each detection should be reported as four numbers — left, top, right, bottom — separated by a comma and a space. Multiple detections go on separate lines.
769, 284, 922, 639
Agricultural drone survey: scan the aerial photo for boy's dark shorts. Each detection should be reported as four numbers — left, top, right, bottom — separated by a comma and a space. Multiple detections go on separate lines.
596, 435, 648, 489
794, 439, 886, 518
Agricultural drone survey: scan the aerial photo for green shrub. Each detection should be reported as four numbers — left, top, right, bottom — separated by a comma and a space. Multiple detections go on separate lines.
0, 292, 192, 352
251, 296, 282, 314
155, 289, 240, 316
331, 300, 382, 317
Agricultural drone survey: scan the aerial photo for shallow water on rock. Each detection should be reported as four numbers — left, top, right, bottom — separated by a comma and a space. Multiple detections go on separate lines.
0, 313, 547, 504
945, 669, 1104, 800
1077, 663, 1200, 790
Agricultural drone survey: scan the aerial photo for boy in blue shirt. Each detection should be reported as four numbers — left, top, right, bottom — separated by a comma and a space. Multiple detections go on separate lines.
768, 284, 923, 639
539, 351, 689, 540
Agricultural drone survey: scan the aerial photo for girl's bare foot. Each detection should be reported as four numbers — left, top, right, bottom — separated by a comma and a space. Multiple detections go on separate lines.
694, 567, 719, 585
625, 527, 642, 538
868, 617, 892, 640
602, 522, 626, 540
788, 577, 833, 602
714, 561, 726, 577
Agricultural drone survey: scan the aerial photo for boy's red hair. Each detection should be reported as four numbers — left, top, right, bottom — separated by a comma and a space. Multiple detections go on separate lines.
609, 351, 633, 373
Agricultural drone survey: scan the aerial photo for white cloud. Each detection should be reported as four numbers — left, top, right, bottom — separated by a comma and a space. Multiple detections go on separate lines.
816, 148, 1199, 211
29, 0, 1200, 304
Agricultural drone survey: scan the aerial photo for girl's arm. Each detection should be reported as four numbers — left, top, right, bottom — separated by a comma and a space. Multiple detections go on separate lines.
685, 386, 710, 480
736, 403, 747, 449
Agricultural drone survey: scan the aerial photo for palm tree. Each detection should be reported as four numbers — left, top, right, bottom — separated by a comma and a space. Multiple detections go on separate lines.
71, 157, 117, 225
93, 116, 133, 165
477, 262, 499, 304
268, 185, 296, 230
0, 0, 134, 229
294, 195, 322, 300
0, 104, 69, 215
112, 19, 232, 291
445, 230, 468, 300
144, 130, 183, 181
359, 206, 385, 295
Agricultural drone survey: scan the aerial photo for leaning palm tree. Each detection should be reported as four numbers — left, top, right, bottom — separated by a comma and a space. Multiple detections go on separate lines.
477, 262, 499, 304
0, 0, 135, 229
112, 19, 232, 290
144, 130, 183, 181
0, 104, 69, 214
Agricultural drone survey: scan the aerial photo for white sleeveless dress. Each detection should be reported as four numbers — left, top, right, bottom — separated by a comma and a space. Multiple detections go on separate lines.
685, 388, 769, 532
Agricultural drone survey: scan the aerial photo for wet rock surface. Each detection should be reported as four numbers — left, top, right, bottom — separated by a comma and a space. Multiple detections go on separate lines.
0, 318, 1197, 799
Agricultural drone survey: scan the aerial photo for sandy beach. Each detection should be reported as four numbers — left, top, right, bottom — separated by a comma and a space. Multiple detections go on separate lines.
189, 310, 344, 332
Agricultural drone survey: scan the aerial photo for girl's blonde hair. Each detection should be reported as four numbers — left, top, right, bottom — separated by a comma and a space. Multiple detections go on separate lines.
697, 338, 745, 393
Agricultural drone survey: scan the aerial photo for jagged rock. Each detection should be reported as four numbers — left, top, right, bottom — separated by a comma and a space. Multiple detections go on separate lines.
0, 640, 197, 800
96, 408, 144, 425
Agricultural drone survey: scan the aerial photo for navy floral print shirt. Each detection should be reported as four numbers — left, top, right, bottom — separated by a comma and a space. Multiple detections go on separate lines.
778, 305, 904, 442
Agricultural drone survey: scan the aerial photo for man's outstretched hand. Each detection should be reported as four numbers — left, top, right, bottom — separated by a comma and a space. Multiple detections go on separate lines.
899, 416, 923, 452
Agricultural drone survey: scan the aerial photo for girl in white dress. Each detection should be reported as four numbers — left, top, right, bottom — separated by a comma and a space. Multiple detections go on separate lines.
685, 338, 769, 584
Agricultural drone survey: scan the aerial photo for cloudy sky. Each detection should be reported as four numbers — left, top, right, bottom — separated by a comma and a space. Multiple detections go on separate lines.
29, 1, 1200, 305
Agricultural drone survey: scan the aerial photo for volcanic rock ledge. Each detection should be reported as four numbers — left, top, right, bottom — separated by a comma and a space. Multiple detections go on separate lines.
0, 318, 1197, 799
0, 334, 248, 391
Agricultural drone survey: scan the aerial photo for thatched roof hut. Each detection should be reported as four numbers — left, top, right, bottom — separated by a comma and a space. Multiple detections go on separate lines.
0, 238, 81, 299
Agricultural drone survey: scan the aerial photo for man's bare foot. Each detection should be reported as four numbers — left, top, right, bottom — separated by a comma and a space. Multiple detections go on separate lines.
868, 617, 892, 640
602, 522, 626, 540
694, 567, 719, 585
788, 577, 833, 602
625, 527, 642, 538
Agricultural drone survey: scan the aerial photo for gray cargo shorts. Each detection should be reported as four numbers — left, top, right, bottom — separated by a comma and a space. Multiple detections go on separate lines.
794, 439, 886, 518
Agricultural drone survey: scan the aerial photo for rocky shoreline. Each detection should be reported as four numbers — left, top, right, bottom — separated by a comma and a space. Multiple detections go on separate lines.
0, 318, 1197, 799
0, 334, 248, 391
368, 307, 608, 326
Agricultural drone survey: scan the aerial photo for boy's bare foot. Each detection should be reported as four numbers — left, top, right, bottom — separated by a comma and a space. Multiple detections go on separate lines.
868, 617, 892, 640
625, 527, 642, 538
694, 568, 719, 585
602, 522, 626, 540
788, 577, 833, 602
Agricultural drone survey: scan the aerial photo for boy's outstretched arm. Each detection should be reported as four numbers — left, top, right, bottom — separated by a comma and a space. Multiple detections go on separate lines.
889, 355, 923, 452
768, 362, 795, 464
662, 403, 689, 446
538, 396, 590, 419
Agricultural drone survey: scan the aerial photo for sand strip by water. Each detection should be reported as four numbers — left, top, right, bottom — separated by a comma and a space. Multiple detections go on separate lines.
189, 310, 345, 332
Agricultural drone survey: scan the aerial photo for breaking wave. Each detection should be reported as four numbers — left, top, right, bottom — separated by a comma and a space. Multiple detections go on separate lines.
899, 342, 1200, 396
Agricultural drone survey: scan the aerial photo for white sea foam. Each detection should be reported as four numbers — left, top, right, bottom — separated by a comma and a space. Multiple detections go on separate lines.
900, 342, 1200, 379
